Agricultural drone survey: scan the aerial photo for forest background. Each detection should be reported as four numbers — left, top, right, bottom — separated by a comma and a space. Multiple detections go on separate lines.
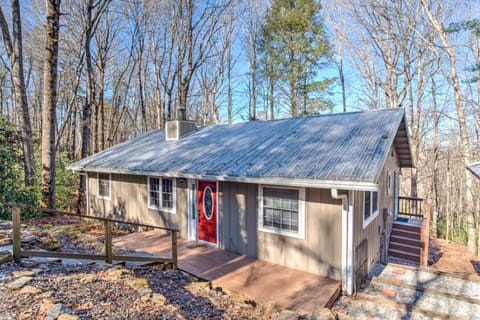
0, 0, 479, 256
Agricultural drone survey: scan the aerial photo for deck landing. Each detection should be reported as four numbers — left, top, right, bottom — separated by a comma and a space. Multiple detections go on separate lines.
113, 230, 340, 314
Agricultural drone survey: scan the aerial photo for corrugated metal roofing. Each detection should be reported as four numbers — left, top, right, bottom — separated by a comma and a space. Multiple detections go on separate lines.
69, 108, 411, 184
468, 162, 480, 180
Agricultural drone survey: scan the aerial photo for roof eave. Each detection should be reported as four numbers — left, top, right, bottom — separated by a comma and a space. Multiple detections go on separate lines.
373, 110, 413, 184
69, 166, 380, 191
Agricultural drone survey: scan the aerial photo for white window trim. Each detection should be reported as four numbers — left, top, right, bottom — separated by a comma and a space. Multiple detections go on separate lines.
258, 185, 305, 239
362, 191, 379, 229
97, 173, 111, 200
148, 176, 177, 214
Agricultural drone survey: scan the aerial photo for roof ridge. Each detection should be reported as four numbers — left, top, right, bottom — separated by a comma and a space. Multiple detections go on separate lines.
200, 107, 405, 128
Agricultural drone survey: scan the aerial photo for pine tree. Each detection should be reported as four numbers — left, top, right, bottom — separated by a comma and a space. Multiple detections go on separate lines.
259, 0, 333, 117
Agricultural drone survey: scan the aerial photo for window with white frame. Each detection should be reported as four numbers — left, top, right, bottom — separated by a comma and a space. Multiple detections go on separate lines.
258, 186, 305, 238
97, 173, 111, 199
363, 191, 379, 227
148, 177, 176, 212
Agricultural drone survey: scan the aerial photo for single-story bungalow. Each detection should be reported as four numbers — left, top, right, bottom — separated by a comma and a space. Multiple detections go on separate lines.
69, 108, 413, 295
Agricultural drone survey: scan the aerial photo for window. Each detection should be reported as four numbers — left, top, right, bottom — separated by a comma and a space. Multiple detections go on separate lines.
386, 171, 392, 195
363, 191, 379, 228
258, 186, 305, 239
148, 177, 176, 213
97, 173, 111, 200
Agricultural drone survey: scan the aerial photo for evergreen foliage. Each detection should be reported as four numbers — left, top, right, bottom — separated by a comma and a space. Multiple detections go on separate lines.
259, 0, 334, 116
0, 119, 38, 219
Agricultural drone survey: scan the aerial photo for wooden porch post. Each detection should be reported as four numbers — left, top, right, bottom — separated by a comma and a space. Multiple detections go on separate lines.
12, 205, 22, 263
172, 230, 178, 269
105, 220, 112, 264
420, 200, 431, 266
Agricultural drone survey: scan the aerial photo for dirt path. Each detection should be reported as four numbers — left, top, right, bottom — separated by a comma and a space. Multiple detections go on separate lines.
429, 238, 480, 279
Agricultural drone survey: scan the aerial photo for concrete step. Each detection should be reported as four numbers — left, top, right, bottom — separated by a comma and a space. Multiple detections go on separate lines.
388, 248, 420, 264
389, 242, 421, 255
390, 234, 422, 247
391, 228, 421, 240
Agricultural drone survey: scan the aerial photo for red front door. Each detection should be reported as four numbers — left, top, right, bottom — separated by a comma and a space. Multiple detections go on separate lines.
197, 181, 217, 244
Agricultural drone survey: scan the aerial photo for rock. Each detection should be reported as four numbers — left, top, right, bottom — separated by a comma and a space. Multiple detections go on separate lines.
277, 310, 298, 320
19, 258, 40, 268
106, 268, 124, 279
58, 314, 80, 320
32, 268, 44, 275
21, 235, 39, 243
45, 303, 69, 320
12, 270, 35, 278
0, 251, 13, 264
30, 256, 61, 264
41, 291, 54, 298
125, 277, 153, 295
19, 285, 42, 294
312, 307, 336, 320
39, 298, 59, 315
0, 238, 12, 246
79, 275, 96, 284
151, 292, 166, 305
175, 313, 185, 320
7, 276, 33, 289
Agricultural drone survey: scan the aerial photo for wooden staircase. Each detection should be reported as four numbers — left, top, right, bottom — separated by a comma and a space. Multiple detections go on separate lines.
388, 222, 423, 264
388, 196, 431, 266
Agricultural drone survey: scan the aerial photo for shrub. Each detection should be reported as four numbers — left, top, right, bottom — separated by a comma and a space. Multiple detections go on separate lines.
0, 119, 38, 219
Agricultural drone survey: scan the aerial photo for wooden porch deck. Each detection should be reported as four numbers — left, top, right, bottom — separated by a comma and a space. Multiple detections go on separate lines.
113, 230, 341, 314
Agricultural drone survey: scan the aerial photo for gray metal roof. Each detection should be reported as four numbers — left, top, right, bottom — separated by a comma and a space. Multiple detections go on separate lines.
468, 162, 480, 180
69, 108, 412, 185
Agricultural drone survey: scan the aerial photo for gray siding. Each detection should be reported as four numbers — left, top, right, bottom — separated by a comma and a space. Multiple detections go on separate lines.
219, 182, 342, 280
353, 145, 400, 287
88, 173, 188, 239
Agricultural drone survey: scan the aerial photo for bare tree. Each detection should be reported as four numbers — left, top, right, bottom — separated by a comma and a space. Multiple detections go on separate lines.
40, 0, 61, 209
421, 0, 476, 254
0, 1, 36, 186
78, 0, 112, 212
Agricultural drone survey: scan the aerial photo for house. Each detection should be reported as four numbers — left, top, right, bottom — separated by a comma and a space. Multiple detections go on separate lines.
68, 108, 413, 295
468, 162, 480, 180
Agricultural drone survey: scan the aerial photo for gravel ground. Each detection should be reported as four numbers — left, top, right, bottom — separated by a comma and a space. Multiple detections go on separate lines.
334, 296, 436, 320
378, 264, 480, 298
0, 218, 283, 319
0, 261, 279, 319
363, 281, 480, 319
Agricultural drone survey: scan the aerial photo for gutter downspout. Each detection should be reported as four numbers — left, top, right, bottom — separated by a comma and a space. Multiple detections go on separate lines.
332, 188, 354, 296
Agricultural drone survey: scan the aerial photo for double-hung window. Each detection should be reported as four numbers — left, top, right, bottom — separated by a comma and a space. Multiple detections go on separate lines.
148, 177, 176, 213
363, 191, 379, 228
97, 173, 111, 200
258, 186, 305, 239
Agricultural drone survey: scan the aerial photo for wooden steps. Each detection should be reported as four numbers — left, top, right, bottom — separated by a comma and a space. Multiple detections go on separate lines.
388, 222, 422, 264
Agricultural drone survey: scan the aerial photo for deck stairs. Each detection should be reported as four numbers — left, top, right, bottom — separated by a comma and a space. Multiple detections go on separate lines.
388, 221, 423, 264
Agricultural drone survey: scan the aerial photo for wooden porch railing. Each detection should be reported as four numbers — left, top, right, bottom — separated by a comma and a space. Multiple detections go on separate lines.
11, 204, 178, 268
395, 196, 431, 266
398, 196, 426, 220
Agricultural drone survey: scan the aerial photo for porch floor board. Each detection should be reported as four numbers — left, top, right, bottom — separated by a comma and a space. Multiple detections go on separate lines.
113, 230, 341, 314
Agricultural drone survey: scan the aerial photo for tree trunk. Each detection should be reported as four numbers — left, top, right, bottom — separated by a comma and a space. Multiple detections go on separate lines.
227, 45, 232, 124
431, 77, 439, 238
40, 0, 61, 209
0, 1, 36, 186
422, 0, 476, 254
338, 56, 346, 112
98, 63, 105, 151
79, 0, 95, 212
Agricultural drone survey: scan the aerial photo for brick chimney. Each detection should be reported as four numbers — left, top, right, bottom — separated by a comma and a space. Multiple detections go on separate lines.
166, 107, 197, 141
